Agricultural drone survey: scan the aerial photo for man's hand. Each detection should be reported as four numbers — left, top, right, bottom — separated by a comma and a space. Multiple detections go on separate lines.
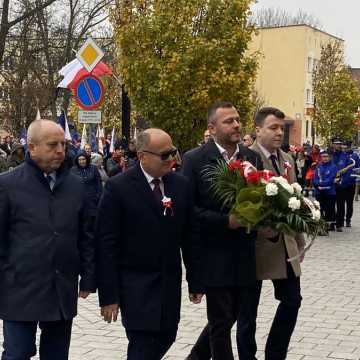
79, 291, 91, 299
101, 304, 119, 323
189, 293, 204, 304
228, 214, 242, 230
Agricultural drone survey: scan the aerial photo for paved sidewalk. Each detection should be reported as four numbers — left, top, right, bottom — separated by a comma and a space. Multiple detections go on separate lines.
2, 203, 360, 359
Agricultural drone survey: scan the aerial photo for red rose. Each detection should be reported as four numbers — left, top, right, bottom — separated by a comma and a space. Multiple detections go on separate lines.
246, 171, 261, 185
258, 170, 276, 182
228, 160, 243, 172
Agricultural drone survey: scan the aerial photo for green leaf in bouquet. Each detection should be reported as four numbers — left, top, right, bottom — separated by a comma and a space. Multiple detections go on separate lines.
273, 185, 294, 211
202, 159, 246, 208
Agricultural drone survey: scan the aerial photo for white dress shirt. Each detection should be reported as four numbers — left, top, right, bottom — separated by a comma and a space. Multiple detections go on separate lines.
257, 142, 280, 167
214, 141, 240, 164
140, 163, 164, 196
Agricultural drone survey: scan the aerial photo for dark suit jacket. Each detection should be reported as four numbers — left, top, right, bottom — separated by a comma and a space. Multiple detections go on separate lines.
0, 157, 96, 321
96, 163, 201, 331
182, 140, 263, 288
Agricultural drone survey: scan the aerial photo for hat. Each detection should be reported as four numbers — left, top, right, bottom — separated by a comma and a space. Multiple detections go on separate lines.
331, 137, 343, 145
320, 149, 329, 155
344, 140, 352, 147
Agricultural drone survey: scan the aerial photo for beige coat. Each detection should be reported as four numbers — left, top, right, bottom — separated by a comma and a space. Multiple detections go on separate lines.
250, 141, 305, 280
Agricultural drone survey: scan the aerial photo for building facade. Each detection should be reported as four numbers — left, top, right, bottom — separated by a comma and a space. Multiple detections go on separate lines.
249, 24, 343, 146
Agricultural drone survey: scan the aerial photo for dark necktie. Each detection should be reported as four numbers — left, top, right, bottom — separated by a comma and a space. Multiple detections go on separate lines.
46, 174, 55, 191
152, 178, 163, 204
269, 154, 281, 175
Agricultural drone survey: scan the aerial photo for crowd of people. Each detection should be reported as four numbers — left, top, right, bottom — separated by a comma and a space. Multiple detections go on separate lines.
0, 102, 358, 360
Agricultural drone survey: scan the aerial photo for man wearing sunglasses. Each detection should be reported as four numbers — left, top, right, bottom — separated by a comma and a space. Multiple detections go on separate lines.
96, 128, 203, 360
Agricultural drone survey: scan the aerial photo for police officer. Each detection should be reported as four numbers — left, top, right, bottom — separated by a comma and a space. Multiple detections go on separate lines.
313, 150, 338, 233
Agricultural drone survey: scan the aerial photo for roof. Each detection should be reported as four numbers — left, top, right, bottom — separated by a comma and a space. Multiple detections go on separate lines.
256, 24, 344, 42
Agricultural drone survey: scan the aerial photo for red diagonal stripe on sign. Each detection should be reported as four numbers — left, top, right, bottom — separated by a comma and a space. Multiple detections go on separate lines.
83, 78, 96, 105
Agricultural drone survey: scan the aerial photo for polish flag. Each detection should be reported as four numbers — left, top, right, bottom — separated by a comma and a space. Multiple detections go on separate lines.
57, 58, 112, 89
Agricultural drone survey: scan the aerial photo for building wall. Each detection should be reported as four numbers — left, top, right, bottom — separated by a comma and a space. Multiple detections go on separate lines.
249, 25, 343, 146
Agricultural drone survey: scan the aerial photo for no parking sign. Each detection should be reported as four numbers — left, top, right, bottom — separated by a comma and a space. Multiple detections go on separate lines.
75, 74, 105, 110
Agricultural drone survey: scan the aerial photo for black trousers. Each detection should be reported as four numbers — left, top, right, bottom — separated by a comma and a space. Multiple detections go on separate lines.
125, 327, 177, 360
336, 184, 356, 226
345, 184, 356, 222
316, 193, 336, 224
189, 284, 261, 360
2, 319, 72, 360
188, 267, 301, 360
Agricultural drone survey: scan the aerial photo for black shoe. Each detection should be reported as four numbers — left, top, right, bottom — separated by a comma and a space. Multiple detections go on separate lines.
346, 221, 351, 228
329, 223, 336, 231
336, 227, 343, 232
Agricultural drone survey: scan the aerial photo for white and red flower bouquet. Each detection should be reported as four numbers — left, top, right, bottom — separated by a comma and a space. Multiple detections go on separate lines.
205, 159, 326, 240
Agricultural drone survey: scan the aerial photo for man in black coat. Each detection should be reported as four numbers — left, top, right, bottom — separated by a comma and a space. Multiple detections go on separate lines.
0, 120, 96, 360
96, 128, 203, 360
182, 101, 263, 360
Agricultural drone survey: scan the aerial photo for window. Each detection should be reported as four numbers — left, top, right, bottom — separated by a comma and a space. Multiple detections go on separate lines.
313, 59, 318, 71
307, 57, 313, 73
306, 89, 311, 104
306, 120, 309, 138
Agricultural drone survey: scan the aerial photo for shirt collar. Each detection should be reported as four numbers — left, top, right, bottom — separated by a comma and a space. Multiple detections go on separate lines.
43, 171, 57, 181
257, 142, 277, 160
140, 162, 162, 184
214, 141, 240, 163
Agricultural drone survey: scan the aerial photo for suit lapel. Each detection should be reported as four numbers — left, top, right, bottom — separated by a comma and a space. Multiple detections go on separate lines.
251, 142, 279, 175
204, 140, 223, 165
131, 164, 163, 218
277, 149, 286, 176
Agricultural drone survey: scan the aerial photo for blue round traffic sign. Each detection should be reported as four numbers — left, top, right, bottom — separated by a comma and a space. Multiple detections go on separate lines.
75, 75, 105, 110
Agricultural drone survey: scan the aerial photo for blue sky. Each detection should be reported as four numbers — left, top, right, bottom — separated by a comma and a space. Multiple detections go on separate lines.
251, 0, 360, 68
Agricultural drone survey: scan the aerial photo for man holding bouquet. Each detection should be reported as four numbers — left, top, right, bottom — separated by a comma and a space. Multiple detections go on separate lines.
182, 101, 263, 360
250, 107, 304, 360
185, 106, 305, 360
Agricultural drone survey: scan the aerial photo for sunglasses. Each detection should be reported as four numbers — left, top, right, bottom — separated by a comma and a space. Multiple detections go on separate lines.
143, 148, 177, 161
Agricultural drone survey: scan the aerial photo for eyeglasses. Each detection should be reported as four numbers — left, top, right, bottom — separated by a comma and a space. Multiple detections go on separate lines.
143, 148, 177, 161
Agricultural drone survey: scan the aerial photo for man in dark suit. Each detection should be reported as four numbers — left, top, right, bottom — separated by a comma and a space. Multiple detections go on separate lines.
182, 101, 263, 360
0, 120, 96, 360
96, 128, 203, 360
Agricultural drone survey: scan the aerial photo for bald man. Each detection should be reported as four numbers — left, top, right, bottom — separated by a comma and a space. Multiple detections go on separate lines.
0, 120, 96, 360
96, 128, 203, 360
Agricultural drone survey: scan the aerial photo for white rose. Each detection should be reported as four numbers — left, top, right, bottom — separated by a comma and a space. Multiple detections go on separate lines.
312, 209, 321, 221
313, 200, 320, 209
282, 183, 294, 195
271, 176, 288, 185
266, 183, 279, 196
288, 197, 301, 211
291, 182, 302, 195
